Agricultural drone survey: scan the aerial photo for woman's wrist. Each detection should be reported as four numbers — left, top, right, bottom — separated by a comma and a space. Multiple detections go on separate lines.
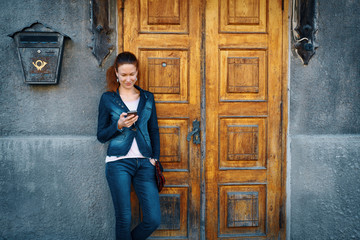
117, 122, 124, 131
117, 120, 124, 129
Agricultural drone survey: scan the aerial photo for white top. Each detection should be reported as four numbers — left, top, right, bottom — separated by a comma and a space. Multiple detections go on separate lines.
105, 98, 145, 163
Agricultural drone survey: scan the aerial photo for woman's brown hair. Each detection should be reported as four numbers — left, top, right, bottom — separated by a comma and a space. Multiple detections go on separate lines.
106, 52, 139, 92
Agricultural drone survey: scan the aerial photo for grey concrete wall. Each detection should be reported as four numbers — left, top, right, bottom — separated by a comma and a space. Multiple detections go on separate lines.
0, 137, 113, 240
289, 0, 360, 239
290, 136, 360, 239
0, 0, 116, 239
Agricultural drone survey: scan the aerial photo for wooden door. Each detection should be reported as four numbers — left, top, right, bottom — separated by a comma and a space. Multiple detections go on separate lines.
119, 0, 284, 239
121, 0, 203, 239
205, 0, 283, 239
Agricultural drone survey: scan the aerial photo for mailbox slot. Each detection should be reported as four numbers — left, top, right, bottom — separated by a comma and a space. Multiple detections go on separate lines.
19, 35, 58, 44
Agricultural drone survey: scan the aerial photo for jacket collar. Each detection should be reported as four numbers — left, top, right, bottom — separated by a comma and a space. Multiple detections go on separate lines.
135, 85, 147, 115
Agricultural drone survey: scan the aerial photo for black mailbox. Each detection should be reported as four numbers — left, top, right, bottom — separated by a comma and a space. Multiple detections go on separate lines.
10, 23, 69, 84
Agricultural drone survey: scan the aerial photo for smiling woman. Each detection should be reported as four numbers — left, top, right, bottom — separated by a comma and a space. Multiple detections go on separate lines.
97, 52, 162, 240
116, 63, 138, 91
105, 52, 138, 92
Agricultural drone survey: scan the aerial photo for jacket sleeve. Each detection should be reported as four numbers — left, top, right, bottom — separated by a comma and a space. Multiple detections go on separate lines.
97, 93, 122, 143
147, 94, 160, 160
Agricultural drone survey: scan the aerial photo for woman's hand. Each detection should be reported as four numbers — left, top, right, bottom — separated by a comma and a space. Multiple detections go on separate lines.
149, 158, 157, 166
118, 112, 139, 129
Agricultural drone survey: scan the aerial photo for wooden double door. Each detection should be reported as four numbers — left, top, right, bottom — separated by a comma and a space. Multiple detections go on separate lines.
120, 0, 285, 239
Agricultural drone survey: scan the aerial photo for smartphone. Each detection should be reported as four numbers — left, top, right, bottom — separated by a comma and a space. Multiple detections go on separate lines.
127, 110, 137, 117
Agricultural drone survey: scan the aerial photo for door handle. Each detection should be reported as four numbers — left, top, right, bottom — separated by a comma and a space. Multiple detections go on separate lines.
187, 119, 201, 144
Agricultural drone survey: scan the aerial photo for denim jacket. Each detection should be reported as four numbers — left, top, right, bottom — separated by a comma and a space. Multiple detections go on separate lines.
97, 85, 160, 160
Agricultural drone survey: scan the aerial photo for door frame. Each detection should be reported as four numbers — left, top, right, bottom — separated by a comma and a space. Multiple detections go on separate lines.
115, 0, 289, 238
280, 0, 289, 239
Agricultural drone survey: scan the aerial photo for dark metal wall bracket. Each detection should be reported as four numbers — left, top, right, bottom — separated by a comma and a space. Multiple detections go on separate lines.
90, 0, 114, 66
292, 0, 318, 65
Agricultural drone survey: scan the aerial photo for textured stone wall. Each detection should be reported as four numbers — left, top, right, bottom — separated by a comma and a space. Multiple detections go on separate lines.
289, 136, 360, 239
0, 137, 113, 239
0, 0, 116, 239
289, 0, 360, 239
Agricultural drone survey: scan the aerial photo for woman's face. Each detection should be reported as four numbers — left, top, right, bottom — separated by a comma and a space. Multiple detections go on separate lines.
116, 63, 138, 90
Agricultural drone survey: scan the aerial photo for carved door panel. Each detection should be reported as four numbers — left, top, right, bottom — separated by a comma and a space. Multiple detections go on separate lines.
205, 0, 283, 239
120, 0, 284, 239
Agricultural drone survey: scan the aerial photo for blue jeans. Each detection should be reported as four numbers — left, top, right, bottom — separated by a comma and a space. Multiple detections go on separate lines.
106, 158, 161, 240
